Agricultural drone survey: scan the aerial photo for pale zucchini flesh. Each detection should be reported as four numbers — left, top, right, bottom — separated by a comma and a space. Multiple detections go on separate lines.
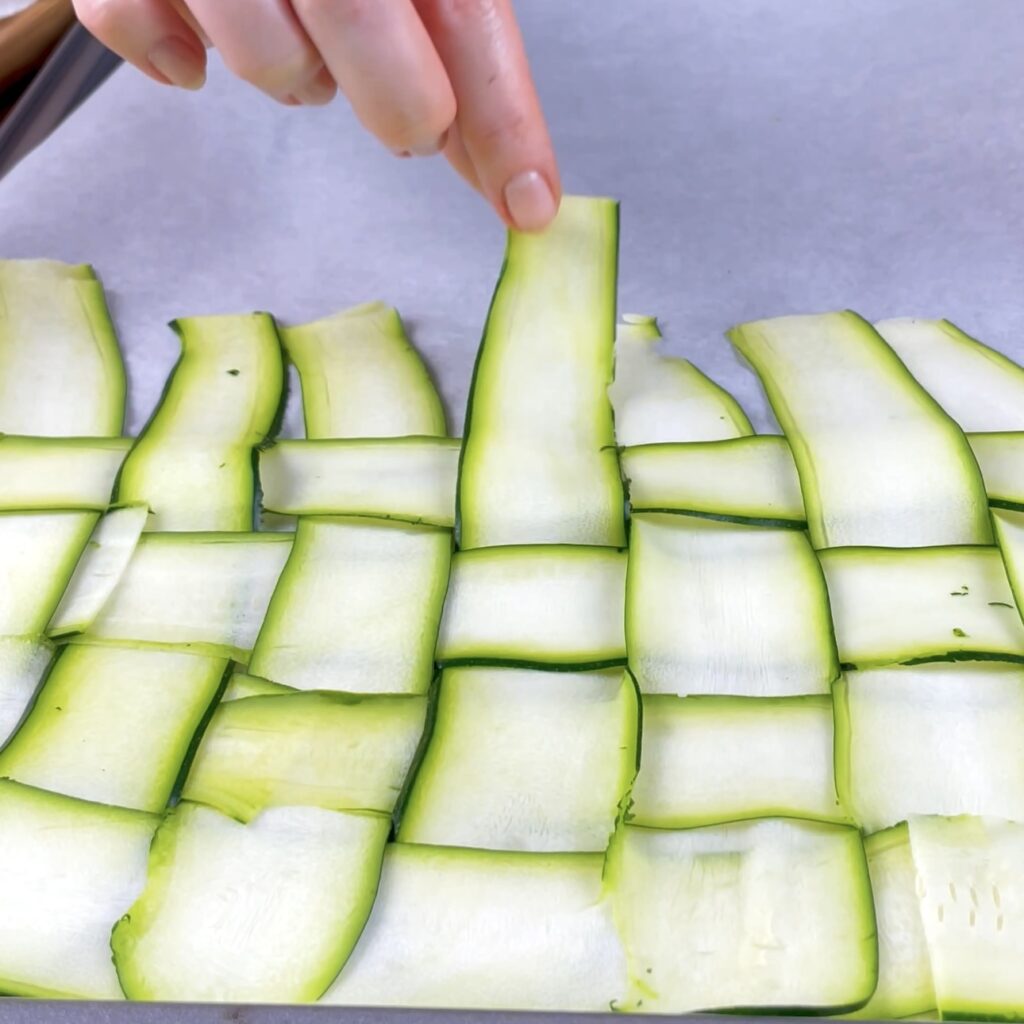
324, 842, 626, 1011
851, 824, 936, 1020
220, 670, 294, 701
609, 313, 753, 445
875, 317, 1024, 432
627, 513, 839, 696
182, 691, 427, 821
0, 644, 227, 813
259, 436, 460, 526
629, 694, 845, 827
834, 664, 1024, 833
84, 532, 292, 661
728, 311, 992, 549
435, 545, 627, 668
112, 802, 389, 1003
249, 517, 450, 694
0, 435, 129, 510
0, 636, 54, 747
969, 432, 1024, 511
622, 435, 806, 526
117, 313, 284, 532
907, 815, 1024, 1021
48, 505, 149, 636
992, 508, 1024, 623
821, 546, 1024, 668
0, 780, 156, 1000
0, 261, 125, 437
458, 196, 625, 549
398, 666, 637, 852
282, 301, 446, 440
607, 818, 877, 1014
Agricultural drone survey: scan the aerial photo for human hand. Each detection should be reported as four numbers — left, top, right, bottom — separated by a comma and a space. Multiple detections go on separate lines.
73, 0, 561, 231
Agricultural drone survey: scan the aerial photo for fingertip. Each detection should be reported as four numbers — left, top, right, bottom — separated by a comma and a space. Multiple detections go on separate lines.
501, 168, 559, 233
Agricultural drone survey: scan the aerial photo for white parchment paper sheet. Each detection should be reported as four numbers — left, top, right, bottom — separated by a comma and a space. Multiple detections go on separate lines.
0, 0, 1022, 436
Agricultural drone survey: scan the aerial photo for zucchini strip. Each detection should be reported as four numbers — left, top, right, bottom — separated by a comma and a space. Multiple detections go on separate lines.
0, 637, 54, 747
111, 802, 389, 1003
969, 432, 1024, 511
876, 317, 1024, 431
48, 505, 149, 637
0, 780, 156, 1000
849, 825, 936, 1020
458, 196, 625, 549
728, 311, 992, 548
181, 691, 427, 821
84, 532, 291, 661
259, 436, 459, 526
630, 694, 845, 828
0, 261, 125, 437
907, 815, 1024, 1021
0, 436, 130, 510
992, 508, 1024, 622
435, 545, 627, 669
820, 546, 1024, 668
282, 301, 446, 439
248, 517, 450, 694
117, 313, 284, 531
627, 513, 839, 696
0, 644, 226, 813
609, 313, 753, 445
398, 667, 637, 852
621, 436, 805, 526
323, 843, 626, 1011
834, 663, 1024, 832
606, 818, 877, 1013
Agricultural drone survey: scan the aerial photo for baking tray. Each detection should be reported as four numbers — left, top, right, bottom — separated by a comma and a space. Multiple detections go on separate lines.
0, 1, 1020, 1020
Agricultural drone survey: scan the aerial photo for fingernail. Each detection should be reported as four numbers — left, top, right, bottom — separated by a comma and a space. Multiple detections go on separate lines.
294, 67, 336, 107
409, 129, 448, 158
503, 170, 558, 232
147, 37, 205, 90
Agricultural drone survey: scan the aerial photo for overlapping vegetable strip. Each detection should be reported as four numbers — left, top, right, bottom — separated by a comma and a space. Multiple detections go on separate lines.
729, 311, 1024, 1021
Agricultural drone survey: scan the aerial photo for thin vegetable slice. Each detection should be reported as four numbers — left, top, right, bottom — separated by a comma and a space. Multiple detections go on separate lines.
0, 260, 125, 437
398, 667, 637, 852
259, 436, 459, 526
850, 824, 936, 1020
48, 505, 149, 636
607, 818, 877, 1014
282, 301, 446, 439
622, 436, 805, 526
248, 517, 450, 694
627, 513, 838, 696
182, 691, 427, 821
0, 780, 156, 999
907, 815, 1024, 1021
0, 636, 54, 746
117, 313, 284, 531
609, 313, 753, 445
0, 435, 130, 510
993, 507, 1024, 622
0, 644, 226, 813
969, 432, 1024, 511
112, 802, 389, 1003
435, 545, 626, 668
84, 532, 291, 661
820, 546, 1024, 668
630, 694, 845, 827
221, 671, 293, 701
0, 510, 98, 635
728, 311, 992, 548
458, 196, 624, 549
323, 843, 626, 1011
834, 663, 1024, 832
875, 318, 1024, 431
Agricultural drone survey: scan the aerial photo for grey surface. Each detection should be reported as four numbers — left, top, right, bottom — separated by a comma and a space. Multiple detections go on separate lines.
0, 1, 1017, 1020
3, 0, 1024, 439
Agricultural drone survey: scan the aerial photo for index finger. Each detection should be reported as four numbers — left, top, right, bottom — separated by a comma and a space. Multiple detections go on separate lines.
414, 0, 561, 232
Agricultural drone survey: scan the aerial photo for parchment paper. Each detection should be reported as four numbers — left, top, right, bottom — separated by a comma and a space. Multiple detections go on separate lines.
1, 0, 1022, 437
